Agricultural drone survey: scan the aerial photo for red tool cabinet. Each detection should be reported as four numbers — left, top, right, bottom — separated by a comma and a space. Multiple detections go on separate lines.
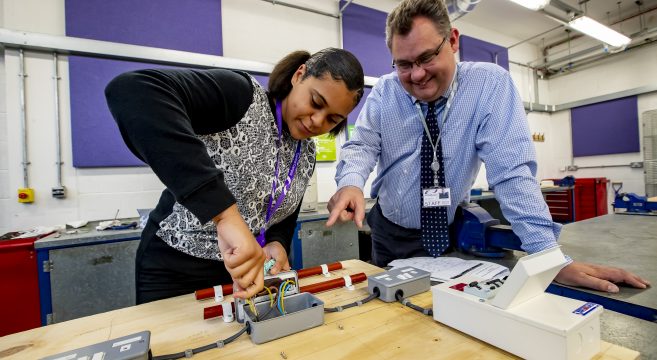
545, 177, 608, 223
0, 237, 42, 336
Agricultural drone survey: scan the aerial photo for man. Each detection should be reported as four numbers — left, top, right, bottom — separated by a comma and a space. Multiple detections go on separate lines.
327, 0, 649, 293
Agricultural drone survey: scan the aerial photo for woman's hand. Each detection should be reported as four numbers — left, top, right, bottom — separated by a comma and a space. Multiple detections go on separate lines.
213, 204, 266, 299
263, 241, 291, 275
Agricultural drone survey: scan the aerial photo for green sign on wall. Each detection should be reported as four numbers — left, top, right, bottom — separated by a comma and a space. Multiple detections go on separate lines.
347, 125, 355, 139
313, 134, 336, 162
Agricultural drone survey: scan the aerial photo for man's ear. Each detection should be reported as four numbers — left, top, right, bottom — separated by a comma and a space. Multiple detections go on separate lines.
449, 28, 460, 53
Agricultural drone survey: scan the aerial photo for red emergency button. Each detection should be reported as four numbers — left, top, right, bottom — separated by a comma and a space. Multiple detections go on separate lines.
18, 188, 34, 203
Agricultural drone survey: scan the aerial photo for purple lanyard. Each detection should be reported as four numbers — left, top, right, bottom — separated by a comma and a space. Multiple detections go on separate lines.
256, 100, 302, 247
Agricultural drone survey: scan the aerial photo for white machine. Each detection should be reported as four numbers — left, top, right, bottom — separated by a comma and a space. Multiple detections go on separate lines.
432, 247, 602, 360
300, 170, 318, 212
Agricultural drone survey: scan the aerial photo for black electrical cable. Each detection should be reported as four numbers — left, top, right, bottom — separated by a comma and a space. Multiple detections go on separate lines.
151, 324, 249, 360
247, 288, 282, 322
395, 292, 433, 316
324, 288, 380, 313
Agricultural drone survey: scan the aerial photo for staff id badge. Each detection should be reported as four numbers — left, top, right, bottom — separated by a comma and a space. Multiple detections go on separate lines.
422, 187, 451, 208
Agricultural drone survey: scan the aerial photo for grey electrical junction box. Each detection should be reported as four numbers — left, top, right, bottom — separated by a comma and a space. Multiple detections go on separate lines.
367, 267, 431, 302
40, 331, 150, 360
236, 270, 299, 323
243, 292, 324, 344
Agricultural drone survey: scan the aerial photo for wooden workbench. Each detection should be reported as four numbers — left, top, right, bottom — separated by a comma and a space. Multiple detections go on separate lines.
0, 260, 639, 359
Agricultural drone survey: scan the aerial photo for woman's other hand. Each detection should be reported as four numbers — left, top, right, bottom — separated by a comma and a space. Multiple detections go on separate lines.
263, 241, 291, 275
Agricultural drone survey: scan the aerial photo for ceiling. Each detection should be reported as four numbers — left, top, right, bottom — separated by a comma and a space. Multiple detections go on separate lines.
456, 0, 657, 47
435, 0, 657, 75
456, 0, 559, 47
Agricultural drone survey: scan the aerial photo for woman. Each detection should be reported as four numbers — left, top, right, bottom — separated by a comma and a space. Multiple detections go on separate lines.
105, 48, 364, 303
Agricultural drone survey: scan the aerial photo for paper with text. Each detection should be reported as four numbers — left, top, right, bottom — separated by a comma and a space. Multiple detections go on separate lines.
388, 257, 509, 282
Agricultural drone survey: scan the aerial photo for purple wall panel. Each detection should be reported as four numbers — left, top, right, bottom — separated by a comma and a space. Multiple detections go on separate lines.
348, 87, 372, 126
66, 0, 223, 167
459, 35, 509, 71
341, 2, 391, 77
571, 96, 639, 157
69, 57, 178, 167
65, 0, 222, 55
252, 74, 269, 89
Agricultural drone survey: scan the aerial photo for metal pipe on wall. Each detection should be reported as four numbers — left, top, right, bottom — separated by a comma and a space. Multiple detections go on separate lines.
339, 0, 354, 14
0, 28, 274, 74
260, 0, 339, 18
533, 68, 540, 105
538, 44, 605, 69
525, 66, 533, 112
18, 49, 30, 189
338, 4, 344, 49
545, 34, 657, 79
507, 25, 563, 50
338, 0, 354, 50
568, 163, 643, 170
52, 53, 66, 198
509, 60, 536, 69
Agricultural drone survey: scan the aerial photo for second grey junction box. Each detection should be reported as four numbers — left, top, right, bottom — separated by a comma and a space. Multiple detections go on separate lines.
40, 331, 150, 360
243, 292, 324, 344
368, 267, 431, 302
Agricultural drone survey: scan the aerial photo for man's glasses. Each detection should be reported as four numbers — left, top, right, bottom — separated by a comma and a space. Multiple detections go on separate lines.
392, 37, 448, 73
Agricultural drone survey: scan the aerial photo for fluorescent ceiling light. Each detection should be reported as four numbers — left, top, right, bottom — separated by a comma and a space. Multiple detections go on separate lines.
507, 0, 550, 11
568, 16, 631, 48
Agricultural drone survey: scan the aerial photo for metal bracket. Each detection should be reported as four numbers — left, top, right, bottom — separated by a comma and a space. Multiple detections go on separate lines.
42, 259, 54, 273
52, 186, 66, 199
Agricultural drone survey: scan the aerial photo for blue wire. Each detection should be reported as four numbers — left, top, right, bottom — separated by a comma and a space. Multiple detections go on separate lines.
277, 282, 286, 314
276, 280, 297, 315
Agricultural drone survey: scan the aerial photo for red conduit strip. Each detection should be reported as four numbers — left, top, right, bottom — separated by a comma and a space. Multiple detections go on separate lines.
296, 262, 343, 278
299, 272, 367, 293
195, 262, 343, 300
195, 284, 233, 301
203, 299, 236, 320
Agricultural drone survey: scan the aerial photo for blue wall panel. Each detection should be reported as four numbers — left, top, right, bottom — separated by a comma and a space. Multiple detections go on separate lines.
347, 87, 372, 127
68, 57, 180, 167
459, 35, 509, 71
341, 1, 391, 78
66, 0, 222, 55
66, 0, 223, 167
571, 96, 639, 157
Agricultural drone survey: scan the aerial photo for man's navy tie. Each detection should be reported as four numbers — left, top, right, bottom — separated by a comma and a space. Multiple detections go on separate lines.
420, 101, 450, 257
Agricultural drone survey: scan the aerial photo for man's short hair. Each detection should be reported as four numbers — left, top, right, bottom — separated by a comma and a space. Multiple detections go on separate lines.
386, 0, 452, 50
